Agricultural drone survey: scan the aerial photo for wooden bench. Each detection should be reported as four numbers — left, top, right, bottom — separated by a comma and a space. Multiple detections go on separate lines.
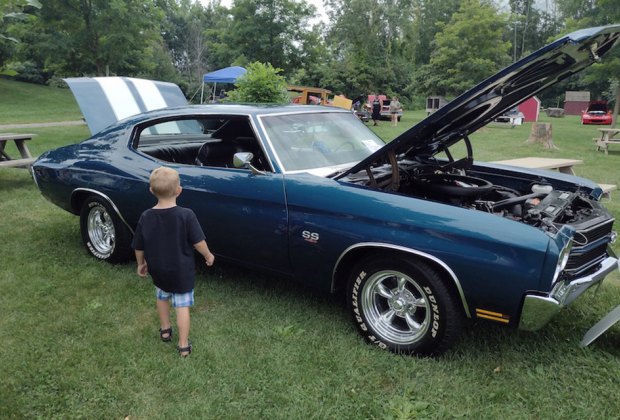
0, 157, 37, 168
597, 183, 617, 200
492, 156, 616, 199
492, 157, 583, 175
594, 128, 620, 154
0, 133, 37, 169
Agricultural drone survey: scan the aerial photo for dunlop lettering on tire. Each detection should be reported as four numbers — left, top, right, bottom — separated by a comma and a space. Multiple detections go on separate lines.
79, 196, 133, 263
346, 256, 463, 356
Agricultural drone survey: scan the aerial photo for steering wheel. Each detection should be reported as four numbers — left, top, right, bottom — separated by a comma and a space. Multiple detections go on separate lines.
312, 140, 331, 155
334, 141, 355, 152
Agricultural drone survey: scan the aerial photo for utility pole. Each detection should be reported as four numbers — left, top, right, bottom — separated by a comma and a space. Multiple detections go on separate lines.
513, 21, 519, 62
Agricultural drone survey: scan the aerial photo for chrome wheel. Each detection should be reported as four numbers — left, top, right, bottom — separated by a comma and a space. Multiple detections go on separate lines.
80, 196, 133, 262
87, 204, 116, 255
361, 269, 431, 345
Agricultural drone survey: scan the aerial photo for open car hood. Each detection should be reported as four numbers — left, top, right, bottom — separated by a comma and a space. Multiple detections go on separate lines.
64, 77, 187, 135
338, 24, 620, 178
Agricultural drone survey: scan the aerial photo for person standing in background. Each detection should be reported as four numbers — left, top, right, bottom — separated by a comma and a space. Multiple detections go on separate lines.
371, 94, 382, 126
389, 96, 402, 126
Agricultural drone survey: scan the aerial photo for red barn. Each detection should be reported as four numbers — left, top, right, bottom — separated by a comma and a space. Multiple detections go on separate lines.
518, 96, 540, 122
564, 91, 590, 115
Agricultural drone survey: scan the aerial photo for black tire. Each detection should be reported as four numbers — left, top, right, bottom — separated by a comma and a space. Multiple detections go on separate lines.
79, 196, 133, 263
347, 256, 462, 356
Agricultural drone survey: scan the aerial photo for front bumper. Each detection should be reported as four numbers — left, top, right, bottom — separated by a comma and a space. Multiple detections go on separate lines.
518, 254, 619, 331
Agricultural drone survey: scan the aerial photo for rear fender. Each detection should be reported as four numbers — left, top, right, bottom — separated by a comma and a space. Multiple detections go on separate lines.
70, 188, 134, 234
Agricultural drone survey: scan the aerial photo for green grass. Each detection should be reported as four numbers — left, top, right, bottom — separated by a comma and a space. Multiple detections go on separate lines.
2, 81, 620, 418
0, 78, 82, 124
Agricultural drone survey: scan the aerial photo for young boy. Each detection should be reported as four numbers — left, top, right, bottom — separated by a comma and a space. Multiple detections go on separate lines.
132, 167, 215, 357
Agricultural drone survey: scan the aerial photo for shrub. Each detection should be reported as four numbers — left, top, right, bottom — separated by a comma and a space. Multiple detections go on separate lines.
226, 62, 289, 104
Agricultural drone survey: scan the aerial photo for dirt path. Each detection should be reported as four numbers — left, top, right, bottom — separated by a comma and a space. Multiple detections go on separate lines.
0, 120, 85, 130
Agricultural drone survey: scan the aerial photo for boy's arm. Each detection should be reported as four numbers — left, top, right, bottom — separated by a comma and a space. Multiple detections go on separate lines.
194, 240, 215, 266
135, 250, 148, 277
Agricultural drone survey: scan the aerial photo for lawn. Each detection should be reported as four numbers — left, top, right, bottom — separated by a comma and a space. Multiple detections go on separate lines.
1, 81, 620, 418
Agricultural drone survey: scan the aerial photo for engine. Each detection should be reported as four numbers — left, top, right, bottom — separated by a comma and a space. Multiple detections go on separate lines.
402, 170, 608, 231
343, 161, 608, 233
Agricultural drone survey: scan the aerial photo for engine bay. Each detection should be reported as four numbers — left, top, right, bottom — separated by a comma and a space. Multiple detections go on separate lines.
339, 137, 610, 235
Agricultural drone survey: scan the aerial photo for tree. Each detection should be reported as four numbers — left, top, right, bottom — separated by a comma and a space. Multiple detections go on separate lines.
413, 0, 511, 98
158, 0, 238, 94
17, 0, 165, 78
226, 61, 289, 103
508, 0, 562, 61
408, 0, 460, 66
324, 0, 415, 97
225, 0, 317, 75
0, 0, 40, 74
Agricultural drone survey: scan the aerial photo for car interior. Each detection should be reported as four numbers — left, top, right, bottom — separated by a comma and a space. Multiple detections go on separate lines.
135, 116, 269, 171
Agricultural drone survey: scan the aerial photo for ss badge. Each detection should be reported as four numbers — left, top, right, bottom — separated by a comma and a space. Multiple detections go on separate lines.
302, 230, 320, 244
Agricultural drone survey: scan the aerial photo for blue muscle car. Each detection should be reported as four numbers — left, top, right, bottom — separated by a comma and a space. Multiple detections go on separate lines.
33, 25, 620, 355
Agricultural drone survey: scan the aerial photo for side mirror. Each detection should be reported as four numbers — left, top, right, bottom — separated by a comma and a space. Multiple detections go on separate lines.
233, 152, 265, 175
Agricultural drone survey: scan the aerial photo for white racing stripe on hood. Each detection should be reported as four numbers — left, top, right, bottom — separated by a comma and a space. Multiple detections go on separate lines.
95, 77, 142, 121
128, 77, 168, 110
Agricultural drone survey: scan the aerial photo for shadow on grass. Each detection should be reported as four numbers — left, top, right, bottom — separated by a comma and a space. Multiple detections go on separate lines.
199, 259, 620, 360
0, 169, 35, 192
21, 207, 620, 361
197, 259, 345, 310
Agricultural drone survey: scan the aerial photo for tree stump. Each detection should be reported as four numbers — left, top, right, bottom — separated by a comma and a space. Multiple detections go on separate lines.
544, 107, 564, 118
526, 122, 557, 149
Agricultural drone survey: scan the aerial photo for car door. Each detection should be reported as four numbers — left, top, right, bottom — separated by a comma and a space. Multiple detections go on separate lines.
128, 114, 290, 274
176, 164, 289, 274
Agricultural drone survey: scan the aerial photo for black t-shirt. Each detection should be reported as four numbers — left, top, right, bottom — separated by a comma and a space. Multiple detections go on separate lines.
132, 206, 206, 293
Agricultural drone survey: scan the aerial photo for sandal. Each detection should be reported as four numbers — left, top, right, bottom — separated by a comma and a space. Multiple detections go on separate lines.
177, 340, 192, 358
159, 327, 173, 342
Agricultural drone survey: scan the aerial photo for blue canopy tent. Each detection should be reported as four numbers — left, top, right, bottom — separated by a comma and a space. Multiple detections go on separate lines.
201, 66, 247, 103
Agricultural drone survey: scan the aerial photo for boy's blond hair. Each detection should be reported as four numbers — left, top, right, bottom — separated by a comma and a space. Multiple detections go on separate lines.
150, 167, 180, 199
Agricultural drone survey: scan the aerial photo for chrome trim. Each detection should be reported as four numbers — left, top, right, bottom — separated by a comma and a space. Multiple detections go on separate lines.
30, 165, 40, 189
519, 254, 618, 331
248, 116, 275, 173
71, 188, 134, 234
552, 240, 573, 285
333, 242, 471, 318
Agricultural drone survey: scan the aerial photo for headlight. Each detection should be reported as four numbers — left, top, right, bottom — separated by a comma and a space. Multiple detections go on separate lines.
552, 241, 573, 284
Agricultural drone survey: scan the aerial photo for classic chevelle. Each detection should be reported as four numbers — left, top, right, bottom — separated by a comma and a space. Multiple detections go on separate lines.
33, 25, 620, 355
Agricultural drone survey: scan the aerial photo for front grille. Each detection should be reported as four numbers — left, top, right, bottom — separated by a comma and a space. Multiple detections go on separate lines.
565, 243, 608, 272
576, 219, 614, 244
565, 219, 614, 276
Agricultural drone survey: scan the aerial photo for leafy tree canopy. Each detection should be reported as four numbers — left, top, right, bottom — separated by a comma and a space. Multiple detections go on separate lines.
413, 0, 511, 98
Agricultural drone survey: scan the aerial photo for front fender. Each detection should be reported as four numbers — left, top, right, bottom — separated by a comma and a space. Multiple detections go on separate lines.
285, 174, 552, 320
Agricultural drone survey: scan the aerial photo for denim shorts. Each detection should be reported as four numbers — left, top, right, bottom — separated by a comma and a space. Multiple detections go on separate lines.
155, 287, 194, 308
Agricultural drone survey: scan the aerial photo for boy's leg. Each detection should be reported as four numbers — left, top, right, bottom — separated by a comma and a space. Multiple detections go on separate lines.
156, 288, 172, 341
172, 290, 194, 355
175, 306, 190, 350
157, 298, 171, 330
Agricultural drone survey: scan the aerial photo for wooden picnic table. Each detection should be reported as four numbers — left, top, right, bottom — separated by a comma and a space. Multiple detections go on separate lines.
594, 127, 620, 154
492, 156, 583, 175
491, 156, 616, 198
0, 133, 37, 168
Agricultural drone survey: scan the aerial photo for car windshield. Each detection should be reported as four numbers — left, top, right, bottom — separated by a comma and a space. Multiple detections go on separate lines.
588, 102, 608, 113
260, 111, 385, 172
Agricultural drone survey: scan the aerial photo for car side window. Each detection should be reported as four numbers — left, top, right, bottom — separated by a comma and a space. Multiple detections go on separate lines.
134, 116, 269, 171
134, 118, 211, 165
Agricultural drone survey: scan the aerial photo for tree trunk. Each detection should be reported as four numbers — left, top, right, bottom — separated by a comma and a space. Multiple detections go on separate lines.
526, 122, 557, 149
